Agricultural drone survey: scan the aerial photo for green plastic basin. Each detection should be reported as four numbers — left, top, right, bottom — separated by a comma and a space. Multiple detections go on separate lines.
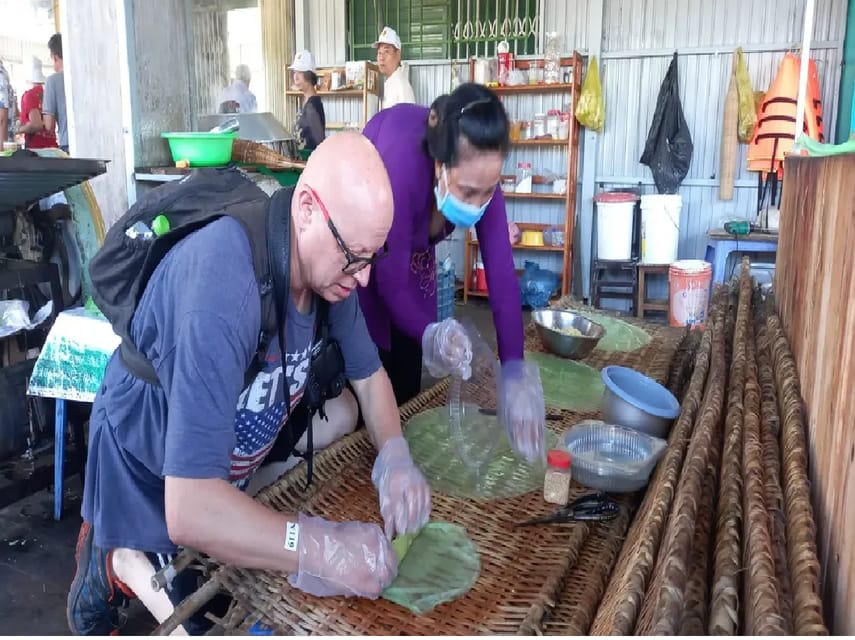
160, 131, 237, 167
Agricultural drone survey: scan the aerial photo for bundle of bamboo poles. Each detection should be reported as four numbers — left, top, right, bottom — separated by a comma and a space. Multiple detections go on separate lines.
592, 259, 828, 635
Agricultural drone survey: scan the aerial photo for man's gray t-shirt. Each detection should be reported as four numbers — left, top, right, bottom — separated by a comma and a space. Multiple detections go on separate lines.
43, 71, 67, 147
81, 216, 381, 553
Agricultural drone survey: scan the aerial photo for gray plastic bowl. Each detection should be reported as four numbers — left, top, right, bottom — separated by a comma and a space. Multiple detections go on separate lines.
601, 366, 681, 438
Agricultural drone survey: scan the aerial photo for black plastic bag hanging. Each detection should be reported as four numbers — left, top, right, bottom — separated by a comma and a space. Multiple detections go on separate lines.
640, 52, 694, 194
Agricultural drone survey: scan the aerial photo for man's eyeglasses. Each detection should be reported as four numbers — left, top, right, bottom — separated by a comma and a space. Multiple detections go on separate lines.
306, 185, 389, 275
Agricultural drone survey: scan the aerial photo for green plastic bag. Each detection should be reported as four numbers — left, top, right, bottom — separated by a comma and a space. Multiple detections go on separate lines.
575, 56, 605, 132
735, 47, 757, 144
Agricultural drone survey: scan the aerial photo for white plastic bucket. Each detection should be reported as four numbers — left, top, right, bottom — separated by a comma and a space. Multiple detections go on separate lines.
641, 194, 682, 264
596, 201, 635, 260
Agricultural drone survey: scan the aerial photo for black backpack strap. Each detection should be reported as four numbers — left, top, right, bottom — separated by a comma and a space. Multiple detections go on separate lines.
267, 188, 317, 488
265, 188, 292, 412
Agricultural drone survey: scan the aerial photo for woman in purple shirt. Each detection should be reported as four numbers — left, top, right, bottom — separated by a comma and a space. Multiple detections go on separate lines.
360, 83, 545, 462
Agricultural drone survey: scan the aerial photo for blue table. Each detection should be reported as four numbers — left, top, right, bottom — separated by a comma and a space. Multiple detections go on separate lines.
705, 231, 779, 284
27, 307, 120, 520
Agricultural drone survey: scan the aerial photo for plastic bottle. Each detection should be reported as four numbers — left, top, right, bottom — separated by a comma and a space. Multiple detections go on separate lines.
543, 449, 572, 505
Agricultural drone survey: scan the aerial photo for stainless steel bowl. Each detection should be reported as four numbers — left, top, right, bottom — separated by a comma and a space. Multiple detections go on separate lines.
532, 309, 606, 359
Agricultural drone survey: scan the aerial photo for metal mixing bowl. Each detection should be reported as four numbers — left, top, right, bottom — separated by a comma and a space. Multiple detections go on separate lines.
532, 309, 606, 359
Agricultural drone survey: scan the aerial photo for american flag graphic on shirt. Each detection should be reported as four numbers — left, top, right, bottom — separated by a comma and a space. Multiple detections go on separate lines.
229, 339, 312, 485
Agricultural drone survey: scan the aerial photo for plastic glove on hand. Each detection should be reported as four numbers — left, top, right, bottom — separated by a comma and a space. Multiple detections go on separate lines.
497, 360, 547, 463
288, 513, 397, 599
422, 318, 473, 380
371, 436, 432, 539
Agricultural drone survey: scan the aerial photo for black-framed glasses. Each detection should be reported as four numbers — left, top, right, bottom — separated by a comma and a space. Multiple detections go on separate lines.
306, 185, 389, 275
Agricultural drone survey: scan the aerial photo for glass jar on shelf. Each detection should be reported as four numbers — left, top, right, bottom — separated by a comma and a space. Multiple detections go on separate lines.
518, 120, 531, 140
544, 32, 561, 84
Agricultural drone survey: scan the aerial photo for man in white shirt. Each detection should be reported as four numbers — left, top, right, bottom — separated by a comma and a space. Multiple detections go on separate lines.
374, 27, 415, 110
218, 64, 258, 114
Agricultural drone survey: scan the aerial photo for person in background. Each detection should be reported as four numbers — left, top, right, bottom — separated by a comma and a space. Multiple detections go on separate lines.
0, 56, 16, 147
43, 33, 68, 153
218, 64, 258, 114
374, 26, 415, 110
288, 50, 325, 153
17, 56, 58, 149
360, 83, 546, 463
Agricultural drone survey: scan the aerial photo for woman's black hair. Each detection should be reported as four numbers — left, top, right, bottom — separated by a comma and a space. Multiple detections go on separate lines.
423, 82, 509, 166
304, 71, 319, 87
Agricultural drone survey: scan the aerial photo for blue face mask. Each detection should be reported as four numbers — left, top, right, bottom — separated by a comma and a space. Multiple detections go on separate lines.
434, 165, 493, 228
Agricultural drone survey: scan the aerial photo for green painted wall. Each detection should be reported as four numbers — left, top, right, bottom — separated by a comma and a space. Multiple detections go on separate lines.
838, 0, 855, 141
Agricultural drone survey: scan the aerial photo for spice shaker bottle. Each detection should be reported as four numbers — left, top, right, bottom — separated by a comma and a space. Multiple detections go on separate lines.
543, 449, 572, 505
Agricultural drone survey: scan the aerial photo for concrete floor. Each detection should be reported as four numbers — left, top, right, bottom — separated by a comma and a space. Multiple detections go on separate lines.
0, 300, 502, 635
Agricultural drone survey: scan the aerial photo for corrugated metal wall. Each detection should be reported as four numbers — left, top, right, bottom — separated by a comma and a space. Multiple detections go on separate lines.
307, 0, 347, 65
308, 0, 848, 293
191, 7, 230, 117
597, 0, 847, 268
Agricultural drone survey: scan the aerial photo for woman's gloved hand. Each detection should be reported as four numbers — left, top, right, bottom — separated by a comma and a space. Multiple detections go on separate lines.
288, 513, 397, 599
497, 359, 546, 463
371, 436, 432, 539
422, 318, 473, 380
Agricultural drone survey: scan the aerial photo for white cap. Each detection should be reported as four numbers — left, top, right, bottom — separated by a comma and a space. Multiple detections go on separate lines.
373, 26, 402, 50
288, 49, 316, 72
29, 56, 46, 84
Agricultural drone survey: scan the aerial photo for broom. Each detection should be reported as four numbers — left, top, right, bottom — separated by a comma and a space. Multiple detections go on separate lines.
719, 61, 739, 201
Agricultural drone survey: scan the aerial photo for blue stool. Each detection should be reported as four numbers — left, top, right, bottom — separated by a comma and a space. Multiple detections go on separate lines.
705, 236, 779, 284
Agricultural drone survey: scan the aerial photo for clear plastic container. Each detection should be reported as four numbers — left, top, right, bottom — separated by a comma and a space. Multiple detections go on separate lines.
561, 421, 667, 493
528, 59, 544, 85
546, 109, 560, 139
558, 112, 571, 140
515, 162, 533, 193
532, 113, 547, 138
447, 320, 503, 480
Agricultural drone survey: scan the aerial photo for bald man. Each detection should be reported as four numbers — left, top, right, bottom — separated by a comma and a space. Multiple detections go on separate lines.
67, 133, 432, 635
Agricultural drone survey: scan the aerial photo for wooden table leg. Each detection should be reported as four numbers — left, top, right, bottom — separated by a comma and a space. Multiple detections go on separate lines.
636, 267, 646, 318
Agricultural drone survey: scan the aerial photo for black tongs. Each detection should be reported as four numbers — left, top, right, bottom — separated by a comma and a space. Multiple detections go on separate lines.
515, 492, 620, 526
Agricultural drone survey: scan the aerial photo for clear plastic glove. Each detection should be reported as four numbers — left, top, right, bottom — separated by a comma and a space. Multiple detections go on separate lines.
288, 513, 397, 599
422, 318, 473, 380
497, 359, 547, 463
371, 436, 432, 539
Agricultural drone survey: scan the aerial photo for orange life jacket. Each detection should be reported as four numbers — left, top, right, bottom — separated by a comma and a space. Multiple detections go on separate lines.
747, 52, 824, 174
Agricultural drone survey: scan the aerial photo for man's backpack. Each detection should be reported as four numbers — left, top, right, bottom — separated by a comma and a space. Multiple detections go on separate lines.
89, 167, 284, 394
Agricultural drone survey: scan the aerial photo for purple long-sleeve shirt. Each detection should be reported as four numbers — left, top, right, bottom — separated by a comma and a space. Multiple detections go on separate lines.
360, 103, 525, 364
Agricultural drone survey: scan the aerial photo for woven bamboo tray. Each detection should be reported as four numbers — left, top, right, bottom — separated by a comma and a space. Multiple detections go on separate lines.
205, 308, 684, 635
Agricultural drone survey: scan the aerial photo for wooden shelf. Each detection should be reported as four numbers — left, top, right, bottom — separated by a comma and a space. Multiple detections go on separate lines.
284, 61, 381, 132
503, 191, 567, 200
510, 138, 568, 146
286, 89, 364, 97
488, 82, 575, 94
468, 239, 564, 253
463, 53, 584, 305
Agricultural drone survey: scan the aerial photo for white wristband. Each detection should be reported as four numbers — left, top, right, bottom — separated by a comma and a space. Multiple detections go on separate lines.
284, 521, 300, 552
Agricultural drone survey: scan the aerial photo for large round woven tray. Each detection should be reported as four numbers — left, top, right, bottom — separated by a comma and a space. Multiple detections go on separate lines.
196, 300, 686, 635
